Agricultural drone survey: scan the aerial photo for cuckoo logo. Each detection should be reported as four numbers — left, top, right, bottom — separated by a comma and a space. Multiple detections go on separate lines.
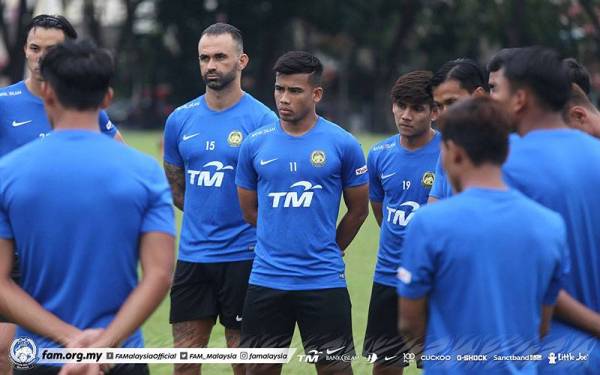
187, 161, 234, 187
268, 181, 322, 208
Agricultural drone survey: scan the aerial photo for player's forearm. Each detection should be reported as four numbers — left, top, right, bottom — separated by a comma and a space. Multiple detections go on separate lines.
555, 290, 600, 338
336, 209, 368, 251
92, 270, 172, 348
0, 278, 79, 346
163, 162, 185, 211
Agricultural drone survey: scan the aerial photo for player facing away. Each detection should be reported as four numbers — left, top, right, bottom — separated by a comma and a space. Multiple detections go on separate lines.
563, 83, 600, 138
489, 46, 600, 374
163, 23, 277, 375
363, 71, 440, 375
0, 40, 175, 375
427, 58, 488, 203
398, 96, 568, 375
0, 14, 124, 374
235, 51, 369, 375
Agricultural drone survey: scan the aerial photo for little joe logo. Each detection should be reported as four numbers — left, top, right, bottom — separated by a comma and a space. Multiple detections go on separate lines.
10, 337, 38, 369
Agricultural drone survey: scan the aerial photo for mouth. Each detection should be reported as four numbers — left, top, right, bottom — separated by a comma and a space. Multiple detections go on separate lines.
278, 108, 293, 116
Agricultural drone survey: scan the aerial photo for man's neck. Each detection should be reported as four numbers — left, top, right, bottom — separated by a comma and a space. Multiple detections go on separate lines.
51, 110, 101, 132
400, 128, 435, 151
281, 112, 318, 136
24, 77, 43, 98
459, 164, 507, 192
517, 107, 568, 136
204, 81, 243, 111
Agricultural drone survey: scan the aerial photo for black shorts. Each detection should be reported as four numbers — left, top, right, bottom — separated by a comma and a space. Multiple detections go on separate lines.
14, 364, 148, 375
241, 285, 355, 365
363, 282, 411, 367
169, 259, 252, 329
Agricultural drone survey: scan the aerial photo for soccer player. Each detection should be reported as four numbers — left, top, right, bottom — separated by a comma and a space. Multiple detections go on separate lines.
563, 83, 600, 138
0, 14, 124, 373
427, 58, 488, 203
236, 51, 368, 375
162, 23, 276, 375
489, 46, 600, 374
398, 96, 568, 374
0, 40, 175, 374
363, 71, 440, 375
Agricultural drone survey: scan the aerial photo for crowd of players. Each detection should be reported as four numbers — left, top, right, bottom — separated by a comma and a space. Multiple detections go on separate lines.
0, 14, 598, 375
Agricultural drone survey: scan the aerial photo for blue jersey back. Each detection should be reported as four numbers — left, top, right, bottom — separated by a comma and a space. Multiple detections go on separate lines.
236, 117, 368, 290
163, 93, 277, 263
0, 81, 117, 156
503, 129, 600, 315
0, 131, 175, 350
398, 188, 567, 374
368, 133, 440, 286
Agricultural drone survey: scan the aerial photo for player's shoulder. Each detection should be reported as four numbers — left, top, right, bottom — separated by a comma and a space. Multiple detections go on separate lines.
240, 93, 274, 116
170, 96, 203, 116
369, 135, 397, 155
0, 81, 27, 101
247, 123, 278, 141
317, 117, 361, 147
509, 189, 565, 229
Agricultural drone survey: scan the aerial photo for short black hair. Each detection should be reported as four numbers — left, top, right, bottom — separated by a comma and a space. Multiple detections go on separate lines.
391, 70, 434, 106
40, 40, 114, 110
431, 58, 489, 93
487, 47, 570, 112
25, 14, 77, 40
437, 96, 510, 166
273, 51, 323, 86
563, 57, 591, 95
201, 23, 243, 53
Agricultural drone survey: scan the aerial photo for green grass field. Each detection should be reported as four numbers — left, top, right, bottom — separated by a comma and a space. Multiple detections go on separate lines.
122, 130, 421, 375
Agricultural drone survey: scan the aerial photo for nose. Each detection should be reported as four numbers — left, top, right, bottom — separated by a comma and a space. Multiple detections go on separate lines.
206, 58, 217, 71
279, 90, 290, 104
400, 108, 412, 121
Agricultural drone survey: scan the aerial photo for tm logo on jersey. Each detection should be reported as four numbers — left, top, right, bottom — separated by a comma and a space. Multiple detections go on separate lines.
187, 161, 233, 187
268, 181, 322, 208
386, 201, 420, 226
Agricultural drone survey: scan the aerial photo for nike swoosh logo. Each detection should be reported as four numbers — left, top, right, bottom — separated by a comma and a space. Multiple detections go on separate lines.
381, 172, 396, 179
385, 356, 396, 361
235, 315, 243, 322
326, 347, 344, 355
12, 120, 32, 127
182, 133, 200, 141
260, 158, 278, 166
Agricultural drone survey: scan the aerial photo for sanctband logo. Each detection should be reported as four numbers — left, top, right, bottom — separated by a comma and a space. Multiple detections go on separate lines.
9, 337, 38, 370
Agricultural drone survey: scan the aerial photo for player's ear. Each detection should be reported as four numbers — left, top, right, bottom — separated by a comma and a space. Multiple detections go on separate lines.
239, 53, 249, 71
313, 86, 323, 103
567, 106, 587, 128
430, 103, 439, 122
40, 81, 55, 106
100, 87, 114, 109
472, 86, 487, 97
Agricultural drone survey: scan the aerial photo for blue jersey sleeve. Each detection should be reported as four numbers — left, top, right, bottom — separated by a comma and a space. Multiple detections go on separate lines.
98, 110, 118, 137
141, 161, 176, 235
163, 112, 183, 167
235, 136, 257, 191
543, 219, 569, 305
397, 213, 435, 299
258, 110, 278, 128
341, 136, 368, 188
429, 156, 448, 199
367, 150, 383, 202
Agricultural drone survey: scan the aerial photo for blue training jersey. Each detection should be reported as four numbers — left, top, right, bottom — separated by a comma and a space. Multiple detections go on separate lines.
368, 132, 440, 286
235, 117, 368, 290
163, 93, 277, 263
0, 80, 117, 156
398, 188, 568, 375
503, 129, 600, 374
0, 130, 175, 350
428, 155, 452, 200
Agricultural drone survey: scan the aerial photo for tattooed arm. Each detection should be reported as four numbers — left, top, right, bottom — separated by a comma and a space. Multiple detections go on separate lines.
164, 162, 185, 211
